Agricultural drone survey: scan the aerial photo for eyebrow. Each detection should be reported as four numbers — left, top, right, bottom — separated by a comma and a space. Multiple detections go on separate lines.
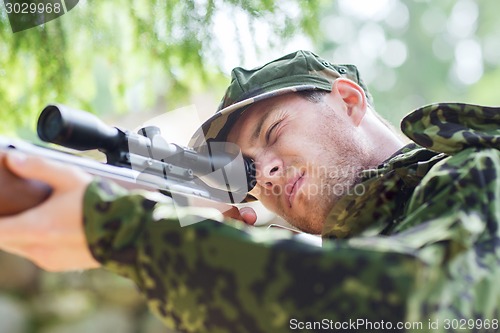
251, 111, 273, 143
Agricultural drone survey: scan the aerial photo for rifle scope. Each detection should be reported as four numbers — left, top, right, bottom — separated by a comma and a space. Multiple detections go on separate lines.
37, 105, 256, 193
38, 105, 124, 151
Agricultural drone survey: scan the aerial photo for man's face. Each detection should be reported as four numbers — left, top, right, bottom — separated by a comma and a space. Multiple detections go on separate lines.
227, 92, 371, 234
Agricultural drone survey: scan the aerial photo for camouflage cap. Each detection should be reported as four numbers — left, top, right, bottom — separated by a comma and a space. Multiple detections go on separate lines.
189, 50, 372, 148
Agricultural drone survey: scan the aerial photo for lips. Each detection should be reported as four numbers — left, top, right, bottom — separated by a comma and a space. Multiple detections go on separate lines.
286, 171, 304, 208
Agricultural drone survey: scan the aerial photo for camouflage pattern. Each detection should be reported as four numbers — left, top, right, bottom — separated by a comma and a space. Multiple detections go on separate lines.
189, 50, 372, 147
82, 102, 500, 332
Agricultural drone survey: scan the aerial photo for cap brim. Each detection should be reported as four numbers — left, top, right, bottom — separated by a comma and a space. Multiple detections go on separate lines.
189, 84, 325, 148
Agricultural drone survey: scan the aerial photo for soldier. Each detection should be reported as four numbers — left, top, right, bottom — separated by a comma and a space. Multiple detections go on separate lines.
0, 50, 499, 332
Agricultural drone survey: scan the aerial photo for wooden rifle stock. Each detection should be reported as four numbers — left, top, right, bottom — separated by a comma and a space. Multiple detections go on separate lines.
0, 154, 52, 216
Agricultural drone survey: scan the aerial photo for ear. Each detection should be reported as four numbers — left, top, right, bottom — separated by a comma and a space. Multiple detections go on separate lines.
331, 78, 367, 126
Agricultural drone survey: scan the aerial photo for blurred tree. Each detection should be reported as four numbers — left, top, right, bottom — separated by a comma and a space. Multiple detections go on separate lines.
0, 0, 320, 136
315, 0, 500, 124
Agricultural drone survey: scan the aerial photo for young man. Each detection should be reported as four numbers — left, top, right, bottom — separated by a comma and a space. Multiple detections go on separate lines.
0, 50, 499, 332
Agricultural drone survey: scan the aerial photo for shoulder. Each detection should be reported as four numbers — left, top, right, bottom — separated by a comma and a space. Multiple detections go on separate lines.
401, 103, 500, 154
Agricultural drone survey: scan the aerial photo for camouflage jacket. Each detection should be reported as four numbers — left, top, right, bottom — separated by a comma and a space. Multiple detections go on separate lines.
83, 103, 500, 333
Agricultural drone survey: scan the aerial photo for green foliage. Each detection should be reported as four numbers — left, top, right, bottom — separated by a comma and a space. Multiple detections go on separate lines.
2, 0, 499, 137
0, 0, 320, 136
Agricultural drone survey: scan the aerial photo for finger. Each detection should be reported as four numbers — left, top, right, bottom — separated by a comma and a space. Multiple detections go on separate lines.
222, 206, 245, 221
239, 206, 257, 225
5, 151, 92, 190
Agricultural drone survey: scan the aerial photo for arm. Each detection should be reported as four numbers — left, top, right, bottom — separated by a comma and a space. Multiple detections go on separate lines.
83, 179, 431, 332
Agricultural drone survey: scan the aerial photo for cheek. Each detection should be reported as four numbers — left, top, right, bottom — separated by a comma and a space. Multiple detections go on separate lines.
254, 186, 276, 202
283, 123, 325, 150
253, 186, 284, 212
273, 130, 310, 158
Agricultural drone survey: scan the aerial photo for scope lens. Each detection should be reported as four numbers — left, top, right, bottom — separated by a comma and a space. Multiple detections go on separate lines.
38, 106, 63, 142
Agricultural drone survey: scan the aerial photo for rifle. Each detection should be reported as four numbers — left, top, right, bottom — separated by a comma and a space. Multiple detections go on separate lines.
0, 105, 256, 216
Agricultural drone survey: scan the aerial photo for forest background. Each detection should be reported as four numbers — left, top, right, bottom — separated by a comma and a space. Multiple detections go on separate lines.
0, 1, 499, 332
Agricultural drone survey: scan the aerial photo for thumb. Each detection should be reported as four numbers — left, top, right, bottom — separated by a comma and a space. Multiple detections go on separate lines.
5, 151, 91, 190
239, 207, 257, 225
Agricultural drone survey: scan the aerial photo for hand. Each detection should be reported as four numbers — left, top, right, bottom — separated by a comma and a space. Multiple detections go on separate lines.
0, 151, 100, 271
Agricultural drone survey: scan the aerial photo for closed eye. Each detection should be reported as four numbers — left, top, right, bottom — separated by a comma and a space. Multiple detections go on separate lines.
265, 121, 280, 143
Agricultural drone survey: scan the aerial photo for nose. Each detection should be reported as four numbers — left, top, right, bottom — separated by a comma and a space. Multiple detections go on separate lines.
256, 155, 283, 188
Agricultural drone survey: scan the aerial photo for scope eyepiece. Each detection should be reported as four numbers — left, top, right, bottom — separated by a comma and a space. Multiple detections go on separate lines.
244, 158, 256, 192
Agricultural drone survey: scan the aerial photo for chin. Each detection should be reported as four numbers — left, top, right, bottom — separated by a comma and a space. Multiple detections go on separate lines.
286, 214, 325, 235
306, 222, 324, 235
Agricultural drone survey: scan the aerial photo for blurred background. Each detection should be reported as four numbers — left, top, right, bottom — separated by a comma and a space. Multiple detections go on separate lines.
0, 0, 499, 332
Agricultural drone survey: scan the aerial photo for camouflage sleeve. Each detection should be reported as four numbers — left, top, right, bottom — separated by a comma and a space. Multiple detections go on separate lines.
83, 181, 437, 332
390, 147, 500, 324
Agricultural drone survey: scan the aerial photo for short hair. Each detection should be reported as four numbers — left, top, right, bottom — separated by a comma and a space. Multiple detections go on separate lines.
297, 90, 328, 104
297, 89, 402, 136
